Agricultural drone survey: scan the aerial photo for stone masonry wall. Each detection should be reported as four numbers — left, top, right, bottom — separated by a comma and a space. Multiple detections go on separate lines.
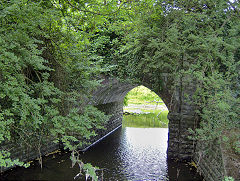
1, 139, 59, 172
165, 76, 229, 180
1, 101, 123, 172
193, 141, 225, 181
93, 101, 123, 142
167, 113, 196, 161
91, 77, 229, 181
1, 74, 231, 181
166, 76, 198, 161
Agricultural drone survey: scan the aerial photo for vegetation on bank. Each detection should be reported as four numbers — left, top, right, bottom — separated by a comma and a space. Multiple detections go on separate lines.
124, 86, 164, 105
0, 0, 110, 179
123, 111, 169, 128
0, 0, 239, 180
123, 86, 169, 127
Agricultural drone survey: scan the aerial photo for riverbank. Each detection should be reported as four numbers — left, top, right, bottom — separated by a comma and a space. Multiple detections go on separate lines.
124, 103, 168, 114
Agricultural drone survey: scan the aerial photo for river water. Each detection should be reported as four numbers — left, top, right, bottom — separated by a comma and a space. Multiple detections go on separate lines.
2, 108, 203, 181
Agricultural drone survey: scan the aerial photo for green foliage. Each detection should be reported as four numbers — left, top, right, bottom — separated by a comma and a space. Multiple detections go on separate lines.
221, 130, 240, 155
71, 150, 99, 181
224, 176, 235, 181
233, 140, 240, 154
0, 0, 109, 174
0, 0, 55, 168
54, 105, 108, 151
0, 0, 239, 178
114, 0, 240, 155
0, 151, 29, 169
123, 95, 129, 106
123, 110, 169, 128
124, 86, 163, 105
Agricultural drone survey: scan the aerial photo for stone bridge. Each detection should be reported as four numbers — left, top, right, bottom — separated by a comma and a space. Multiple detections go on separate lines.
1, 74, 228, 181
89, 75, 228, 181
90, 74, 198, 161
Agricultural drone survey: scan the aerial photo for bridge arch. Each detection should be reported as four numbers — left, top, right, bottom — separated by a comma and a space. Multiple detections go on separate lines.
91, 76, 197, 161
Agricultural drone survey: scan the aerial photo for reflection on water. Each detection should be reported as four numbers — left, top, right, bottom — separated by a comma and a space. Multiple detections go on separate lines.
115, 128, 169, 180
123, 110, 169, 128
2, 109, 203, 181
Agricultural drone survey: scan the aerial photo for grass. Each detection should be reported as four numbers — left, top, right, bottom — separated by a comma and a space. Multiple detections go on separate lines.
124, 86, 163, 105
123, 110, 169, 128
123, 86, 169, 128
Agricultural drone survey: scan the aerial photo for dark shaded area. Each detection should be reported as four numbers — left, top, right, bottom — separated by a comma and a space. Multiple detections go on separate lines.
1, 126, 202, 181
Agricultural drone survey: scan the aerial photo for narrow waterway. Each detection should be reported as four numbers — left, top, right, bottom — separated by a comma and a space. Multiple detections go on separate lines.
2, 108, 203, 181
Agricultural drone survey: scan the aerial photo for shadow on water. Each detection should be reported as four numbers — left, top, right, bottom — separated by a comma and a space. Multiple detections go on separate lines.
1, 107, 203, 181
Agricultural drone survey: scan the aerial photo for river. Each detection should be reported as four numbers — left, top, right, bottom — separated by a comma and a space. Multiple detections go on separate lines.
2, 107, 203, 181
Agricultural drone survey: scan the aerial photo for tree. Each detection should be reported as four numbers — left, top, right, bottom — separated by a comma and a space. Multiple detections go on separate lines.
0, 1, 111, 179
117, 0, 240, 153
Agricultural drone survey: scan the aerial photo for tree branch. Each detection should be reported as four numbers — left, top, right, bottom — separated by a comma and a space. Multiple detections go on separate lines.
65, 0, 128, 16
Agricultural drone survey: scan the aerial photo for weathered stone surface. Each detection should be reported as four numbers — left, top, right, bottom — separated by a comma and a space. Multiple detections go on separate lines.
90, 79, 136, 105
193, 141, 226, 181
91, 77, 228, 181
0, 139, 59, 172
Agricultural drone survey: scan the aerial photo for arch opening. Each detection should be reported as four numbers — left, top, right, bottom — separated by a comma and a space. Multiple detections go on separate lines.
122, 85, 169, 128
92, 85, 202, 180
92, 78, 197, 161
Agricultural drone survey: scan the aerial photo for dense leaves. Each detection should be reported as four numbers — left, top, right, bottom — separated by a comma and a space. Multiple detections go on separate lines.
0, 0, 239, 179
116, 0, 240, 154
0, 0, 109, 174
